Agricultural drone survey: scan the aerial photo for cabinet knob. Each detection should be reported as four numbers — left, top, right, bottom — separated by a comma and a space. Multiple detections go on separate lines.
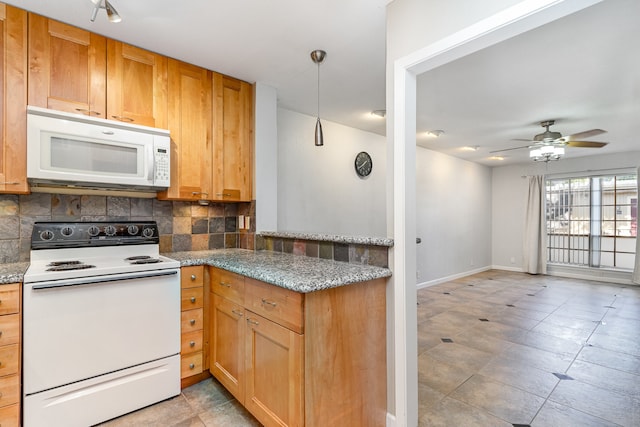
0, 331, 3, 337
0, 181, 19, 185
261, 298, 277, 308
190, 319, 196, 326
247, 318, 259, 326
190, 296, 196, 303
189, 341, 196, 347
189, 363, 195, 369
219, 282, 231, 288
75, 108, 101, 116
232, 309, 244, 317
191, 274, 196, 280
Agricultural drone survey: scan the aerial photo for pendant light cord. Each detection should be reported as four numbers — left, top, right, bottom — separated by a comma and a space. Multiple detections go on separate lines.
317, 61, 321, 120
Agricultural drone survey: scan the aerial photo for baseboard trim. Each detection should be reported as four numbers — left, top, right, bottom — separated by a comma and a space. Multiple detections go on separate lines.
386, 412, 396, 427
491, 265, 524, 272
416, 266, 492, 289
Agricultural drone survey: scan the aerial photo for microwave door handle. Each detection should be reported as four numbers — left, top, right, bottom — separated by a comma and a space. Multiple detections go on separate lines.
147, 144, 154, 183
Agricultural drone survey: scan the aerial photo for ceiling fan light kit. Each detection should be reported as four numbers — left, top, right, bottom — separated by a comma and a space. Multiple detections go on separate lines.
530, 145, 564, 162
491, 119, 608, 162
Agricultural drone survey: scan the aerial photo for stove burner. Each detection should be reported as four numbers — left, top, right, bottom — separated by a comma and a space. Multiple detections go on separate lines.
46, 263, 96, 272
129, 258, 162, 264
47, 260, 83, 266
125, 256, 152, 261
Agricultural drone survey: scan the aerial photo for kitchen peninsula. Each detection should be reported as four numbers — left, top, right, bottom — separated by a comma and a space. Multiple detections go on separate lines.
169, 246, 391, 427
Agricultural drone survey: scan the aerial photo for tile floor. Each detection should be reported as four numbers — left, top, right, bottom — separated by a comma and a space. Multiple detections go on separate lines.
99, 270, 640, 426
418, 270, 640, 427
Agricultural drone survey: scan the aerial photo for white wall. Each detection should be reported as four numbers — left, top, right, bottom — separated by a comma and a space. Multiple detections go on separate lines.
417, 147, 492, 285
277, 108, 387, 237
492, 151, 640, 271
254, 83, 278, 232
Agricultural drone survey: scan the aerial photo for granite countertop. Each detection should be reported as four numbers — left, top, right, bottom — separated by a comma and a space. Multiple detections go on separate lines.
165, 248, 392, 293
259, 231, 394, 247
0, 262, 30, 285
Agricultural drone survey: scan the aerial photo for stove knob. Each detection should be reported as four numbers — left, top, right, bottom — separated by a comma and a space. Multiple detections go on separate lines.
87, 226, 100, 237
142, 227, 155, 238
104, 225, 117, 236
61, 226, 74, 237
127, 225, 139, 235
40, 230, 54, 241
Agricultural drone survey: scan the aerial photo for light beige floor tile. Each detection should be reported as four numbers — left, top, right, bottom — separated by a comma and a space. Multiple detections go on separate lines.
449, 374, 546, 424
427, 342, 494, 372
479, 356, 559, 398
531, 400, 621, 427
567, 359, 640, 399
549, 379, 640, 426
577, 345, 640, 376
417, 352, 474, 395
419, 396, 513, 427
198, 400, 261, 427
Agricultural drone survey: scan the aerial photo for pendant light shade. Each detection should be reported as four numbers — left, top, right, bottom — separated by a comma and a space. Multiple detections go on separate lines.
310, 50, 326, 147
315, 117, 324, 146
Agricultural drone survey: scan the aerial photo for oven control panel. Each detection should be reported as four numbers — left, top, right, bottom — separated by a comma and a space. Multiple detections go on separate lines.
31, 221, 160, 249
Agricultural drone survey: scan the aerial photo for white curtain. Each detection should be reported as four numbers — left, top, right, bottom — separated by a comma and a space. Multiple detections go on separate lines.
523, 175, 547, 274
632, 168, 640, 284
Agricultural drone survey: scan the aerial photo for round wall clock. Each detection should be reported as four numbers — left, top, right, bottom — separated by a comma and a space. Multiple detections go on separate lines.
354, 151, 372, 177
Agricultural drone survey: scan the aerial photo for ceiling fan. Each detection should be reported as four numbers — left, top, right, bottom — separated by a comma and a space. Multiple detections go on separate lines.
491, 120, 608, 154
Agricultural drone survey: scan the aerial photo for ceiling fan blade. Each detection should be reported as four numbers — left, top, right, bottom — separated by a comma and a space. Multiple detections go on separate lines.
566, 140, 608, 148
561, 129, 606, 141
511, 138, 534, 142
490, 144, 531, 153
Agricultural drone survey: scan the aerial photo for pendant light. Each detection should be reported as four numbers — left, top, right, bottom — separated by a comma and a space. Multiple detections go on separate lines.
310, 50, 326, 146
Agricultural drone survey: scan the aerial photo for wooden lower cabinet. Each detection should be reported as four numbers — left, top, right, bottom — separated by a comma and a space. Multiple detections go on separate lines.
180, 266, 211, 387
209, 267, 386, 427
245, 311, 303, 427
0, 283, 20, 427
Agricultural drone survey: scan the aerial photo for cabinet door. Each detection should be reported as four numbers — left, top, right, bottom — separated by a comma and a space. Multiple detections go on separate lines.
212, 73, 253, 201
28, 14, 106, 117
210, 294, 245, 402
159, 59, 211, 201
0, 4, 28, 193
245, 311, 303, 427
106, 40, 167, 128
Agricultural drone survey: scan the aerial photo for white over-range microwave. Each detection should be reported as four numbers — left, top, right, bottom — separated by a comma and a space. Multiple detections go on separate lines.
27, 106, 171, 192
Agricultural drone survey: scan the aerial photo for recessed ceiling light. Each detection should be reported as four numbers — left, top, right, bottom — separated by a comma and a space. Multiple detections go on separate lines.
425, 129, 444, 138
460, 146, 479, 152
488, 156, 505, 161
370, 110, 386, 118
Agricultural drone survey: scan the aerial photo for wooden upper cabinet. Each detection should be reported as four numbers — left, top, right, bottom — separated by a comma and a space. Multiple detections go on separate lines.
28, 14, 106, 117
159, 59, 212, 201
106, 40, 167, 128
212, 73, 254, 202
0, 4, 28, 194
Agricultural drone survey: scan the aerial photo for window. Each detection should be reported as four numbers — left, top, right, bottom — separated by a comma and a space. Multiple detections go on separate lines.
546, 173, 637, 269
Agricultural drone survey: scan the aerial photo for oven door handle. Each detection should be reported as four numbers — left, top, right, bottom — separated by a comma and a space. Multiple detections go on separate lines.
30, 270, 179, 290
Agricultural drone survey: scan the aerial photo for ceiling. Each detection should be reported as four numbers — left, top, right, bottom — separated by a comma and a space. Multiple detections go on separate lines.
4, 0, 389, 135
4, 0, 638, 167
416, 0, 640, 166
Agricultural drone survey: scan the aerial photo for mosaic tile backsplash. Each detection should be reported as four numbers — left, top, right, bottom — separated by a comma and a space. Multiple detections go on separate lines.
0, 193, 255, 263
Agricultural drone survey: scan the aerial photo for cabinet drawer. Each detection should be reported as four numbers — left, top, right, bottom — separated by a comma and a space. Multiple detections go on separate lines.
0, 344, 19, 377
0, 284, 19, 316
0, 314, 19, 347
210, 268, 244, 305
181, 265, 204, 288
181, 329, 203, 354
245, 278, 304, 334
181, 308, 203, 333
181, 287, 204, 311
181, 352, 202, 378
0, 403, 19, 427
0, 374, 19, 408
